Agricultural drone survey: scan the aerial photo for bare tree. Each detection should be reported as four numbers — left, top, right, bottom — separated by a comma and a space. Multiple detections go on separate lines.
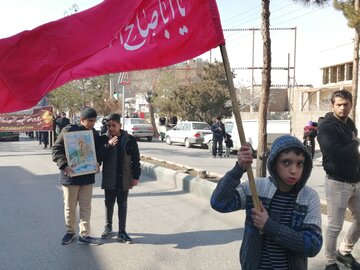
256, 0, 329, 177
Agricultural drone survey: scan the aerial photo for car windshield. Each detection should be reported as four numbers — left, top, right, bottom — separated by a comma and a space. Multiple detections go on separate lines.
130, 119, 146, 124
192, 123, 211, 130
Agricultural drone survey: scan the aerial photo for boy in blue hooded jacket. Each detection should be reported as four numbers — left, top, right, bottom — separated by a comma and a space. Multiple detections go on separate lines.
211, 135, 322, 270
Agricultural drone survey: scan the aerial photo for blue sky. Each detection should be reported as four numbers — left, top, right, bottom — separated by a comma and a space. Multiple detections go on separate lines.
0, 0, 354, 87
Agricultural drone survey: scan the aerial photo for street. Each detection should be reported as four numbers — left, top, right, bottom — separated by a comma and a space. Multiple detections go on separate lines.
0, 135, 359, 270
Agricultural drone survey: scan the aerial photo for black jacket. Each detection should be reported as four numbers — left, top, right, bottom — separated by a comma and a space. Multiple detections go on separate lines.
97, 130, 141, 191
317, 112, 360, 182
211, 121, 225, 141
52, 124, 100, 185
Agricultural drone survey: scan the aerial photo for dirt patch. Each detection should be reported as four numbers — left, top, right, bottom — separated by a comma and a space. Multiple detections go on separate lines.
141, 156, 220, 182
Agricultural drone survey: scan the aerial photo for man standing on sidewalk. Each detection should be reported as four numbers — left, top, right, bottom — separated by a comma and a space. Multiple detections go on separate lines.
52, 107, 102, 246
318, 90, 360, 270
211, 115, 225, 158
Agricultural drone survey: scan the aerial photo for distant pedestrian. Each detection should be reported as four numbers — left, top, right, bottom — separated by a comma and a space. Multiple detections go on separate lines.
100, 117, 108, 135
211, 115, 225, 158
56, 112, 70, 135
224, 133, 233, 157
317, 90, 360, 270
40, 131, 48, 149
211, 135, 322, 270
97, 113, 141, 243
52, 107, 102, 246
303, 120, 318, 159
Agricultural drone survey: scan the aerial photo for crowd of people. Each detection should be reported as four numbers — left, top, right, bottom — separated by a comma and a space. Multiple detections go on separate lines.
44, 89, 360, 270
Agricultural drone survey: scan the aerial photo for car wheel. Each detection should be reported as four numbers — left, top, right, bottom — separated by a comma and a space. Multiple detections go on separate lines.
208, 141, 213, 153
147, 136, 153, 142
185, 138, 191, 148
166, 136, 172, 145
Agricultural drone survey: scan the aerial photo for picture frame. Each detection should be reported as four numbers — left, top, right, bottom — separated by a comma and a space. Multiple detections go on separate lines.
63, 130, 97, 177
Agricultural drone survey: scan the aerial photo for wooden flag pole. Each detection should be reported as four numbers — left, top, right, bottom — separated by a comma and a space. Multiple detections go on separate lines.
220, 44, 261, 211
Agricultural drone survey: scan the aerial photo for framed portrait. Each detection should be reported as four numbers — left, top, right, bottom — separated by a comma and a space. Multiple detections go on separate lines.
63, 130, 97, 177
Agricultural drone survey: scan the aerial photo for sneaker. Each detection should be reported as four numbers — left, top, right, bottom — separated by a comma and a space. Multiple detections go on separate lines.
61, 233, 75, 245
101, 226, 112, 239
117, 231, 133, 244
336, 250, 360, 269
324, 263, 340, 270
78, 236, 102, 245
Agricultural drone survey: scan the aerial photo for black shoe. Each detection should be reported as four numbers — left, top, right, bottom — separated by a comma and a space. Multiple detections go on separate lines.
78, 236, 102, 245
336, 250, 360, 269
101, 226, 112, 239
61, 233, 75, 245
324, 263, 340, 270
117, 231, 132, 244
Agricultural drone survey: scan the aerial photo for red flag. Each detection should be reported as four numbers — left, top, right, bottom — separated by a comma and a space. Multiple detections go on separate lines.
0, 0, 225, 113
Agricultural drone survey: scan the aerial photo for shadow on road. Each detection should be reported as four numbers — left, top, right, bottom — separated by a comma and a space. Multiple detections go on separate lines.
130, 227, 244, 249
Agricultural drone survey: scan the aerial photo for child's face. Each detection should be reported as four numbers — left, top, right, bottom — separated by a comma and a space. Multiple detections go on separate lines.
275, 151, 305, 192
107, 120, 121, 136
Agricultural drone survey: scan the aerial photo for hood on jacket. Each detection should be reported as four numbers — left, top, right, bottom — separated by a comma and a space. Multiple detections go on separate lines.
267, 135, 313, 192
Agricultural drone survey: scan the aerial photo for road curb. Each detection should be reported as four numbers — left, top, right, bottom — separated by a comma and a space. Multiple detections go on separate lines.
141, 161, 217, 201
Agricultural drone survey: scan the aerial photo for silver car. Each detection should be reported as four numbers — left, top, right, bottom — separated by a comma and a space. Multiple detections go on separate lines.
165, 121, 212, 148
123, 118, 154, 142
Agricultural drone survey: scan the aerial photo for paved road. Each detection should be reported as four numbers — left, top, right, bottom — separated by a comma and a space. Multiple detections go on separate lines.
0, 136, 359, 270
138, 139, 327, 202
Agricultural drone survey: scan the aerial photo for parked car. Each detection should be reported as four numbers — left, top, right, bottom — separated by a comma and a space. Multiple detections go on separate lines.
204, 119, 291, 154
0, 132, 20, 141
165, 121, 212, 148
123, 118, 154, 142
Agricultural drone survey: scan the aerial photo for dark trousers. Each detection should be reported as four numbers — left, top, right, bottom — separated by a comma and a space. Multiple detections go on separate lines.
212, 138, 223, 157
104, 190, 129, 232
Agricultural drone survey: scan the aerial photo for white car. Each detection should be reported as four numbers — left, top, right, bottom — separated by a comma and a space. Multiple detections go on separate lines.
165, 121, 212, 148
123, 118, 154, 142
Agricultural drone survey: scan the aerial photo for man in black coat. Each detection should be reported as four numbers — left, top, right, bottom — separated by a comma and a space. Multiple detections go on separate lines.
211, 115, 226, 158
52, 107, 101, 246
317, 90, 360, 270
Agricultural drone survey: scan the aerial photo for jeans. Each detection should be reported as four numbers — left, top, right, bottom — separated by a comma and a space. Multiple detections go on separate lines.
104, 190, 129, 232
62, 184, 93, 237
325, 176, 360, 265
212, 139, 223, 157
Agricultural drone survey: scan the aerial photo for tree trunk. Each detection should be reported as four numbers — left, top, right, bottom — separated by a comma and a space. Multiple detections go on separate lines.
351, 0, 360, 122
149, 103, 160, 137
256, 0, 271, 177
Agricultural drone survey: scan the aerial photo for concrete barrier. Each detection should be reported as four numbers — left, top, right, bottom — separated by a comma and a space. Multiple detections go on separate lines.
141, 161, 217, 201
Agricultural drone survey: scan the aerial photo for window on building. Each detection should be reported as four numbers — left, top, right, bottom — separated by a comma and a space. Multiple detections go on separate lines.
346, 63, 353, 81
330, 67, 337, 83
323, 68, 330, 84
337, 65, 345, 82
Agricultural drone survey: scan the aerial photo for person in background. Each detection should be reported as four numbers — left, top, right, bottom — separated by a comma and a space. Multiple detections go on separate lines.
52, 107, 102, 246
317, 90, 360, 270
56, 112, 70, 135
211, 115, 226, 158
40, 131, 49, 149
211, 135, 322, 270
224, 133, 233, 157
303, 120, 318, 159
100, 117, 108, 135
97, 113, 141, 244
